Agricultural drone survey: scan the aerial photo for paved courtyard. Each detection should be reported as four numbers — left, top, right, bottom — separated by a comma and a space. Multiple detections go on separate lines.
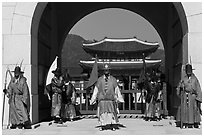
2, 116, 202, 135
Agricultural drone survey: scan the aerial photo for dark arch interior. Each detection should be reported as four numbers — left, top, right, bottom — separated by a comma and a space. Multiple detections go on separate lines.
34, 2, 187, 122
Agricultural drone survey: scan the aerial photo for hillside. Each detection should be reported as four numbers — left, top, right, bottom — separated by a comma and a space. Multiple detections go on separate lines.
61, 34, 92, 77
149, 48, 165, 72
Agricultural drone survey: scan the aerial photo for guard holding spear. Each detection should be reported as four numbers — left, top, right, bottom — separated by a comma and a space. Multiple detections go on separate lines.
3, 64, 31, 129
176, 63, 202, 128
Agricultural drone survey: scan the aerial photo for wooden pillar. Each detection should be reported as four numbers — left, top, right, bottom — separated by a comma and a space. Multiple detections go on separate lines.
128, 76, 131, 90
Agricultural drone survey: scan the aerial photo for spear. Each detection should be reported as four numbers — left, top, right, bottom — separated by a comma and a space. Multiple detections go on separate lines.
19, 59, 24, 69
180, 80, 184, 129
2, 69, 8, 129
139, 53, 146, 114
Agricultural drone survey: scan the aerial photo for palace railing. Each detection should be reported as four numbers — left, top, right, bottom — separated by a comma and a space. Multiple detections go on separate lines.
75, 89, 146, 115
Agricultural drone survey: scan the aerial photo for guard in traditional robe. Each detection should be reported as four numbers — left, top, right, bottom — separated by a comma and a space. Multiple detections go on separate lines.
159, 74, 168, 118
176, 64, 202, 128
154, 77, 163, 120
61, 72, 76, 122
144, 76, 161, 121
90, 64, 124, 131
45, 68, 64, 123
5, 66, 31, 129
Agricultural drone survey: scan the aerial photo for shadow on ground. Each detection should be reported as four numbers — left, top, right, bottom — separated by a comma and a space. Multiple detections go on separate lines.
95, 124, 126, 130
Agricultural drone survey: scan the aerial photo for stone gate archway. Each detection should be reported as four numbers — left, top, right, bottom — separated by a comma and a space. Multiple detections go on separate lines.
33, 2, 189, 122
2, 2, 201, 125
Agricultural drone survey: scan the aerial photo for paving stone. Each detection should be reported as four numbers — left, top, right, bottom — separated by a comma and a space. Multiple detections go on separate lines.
2, 119, 202, 135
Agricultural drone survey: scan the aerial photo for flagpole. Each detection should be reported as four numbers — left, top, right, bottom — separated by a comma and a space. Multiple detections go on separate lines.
2, 70, 8, 129
141, 53, 146, 114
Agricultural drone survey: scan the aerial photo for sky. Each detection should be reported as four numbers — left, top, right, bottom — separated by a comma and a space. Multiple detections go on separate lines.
69, 8, 164, 49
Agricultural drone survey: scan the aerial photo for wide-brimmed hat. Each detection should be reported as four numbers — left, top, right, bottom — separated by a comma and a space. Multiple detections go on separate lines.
185, 64, 192, 70
185, 63, 194, 74
52, 68, 62, 75
185, 63, 195, 71
12, 66, 24, 74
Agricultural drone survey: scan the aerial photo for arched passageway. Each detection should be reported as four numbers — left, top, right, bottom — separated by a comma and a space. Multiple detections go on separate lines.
30, 2, 188, 123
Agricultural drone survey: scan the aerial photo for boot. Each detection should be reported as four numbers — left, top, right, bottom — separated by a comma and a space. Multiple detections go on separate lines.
188, 124, 193, 128
194, 123, 199, 128
99, 126, 104, 131
17, 124, 23, 129
24, 120, 32, 129
10, 124, 17, 129
58, 119, 63, 124
54, 117, 60, 123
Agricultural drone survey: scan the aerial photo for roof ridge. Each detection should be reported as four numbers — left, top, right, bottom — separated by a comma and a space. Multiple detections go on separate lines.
83, 37, 159, 46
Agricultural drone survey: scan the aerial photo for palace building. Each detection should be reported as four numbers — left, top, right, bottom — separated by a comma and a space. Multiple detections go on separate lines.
79, 37, 162, 82
75, 37, 163, 115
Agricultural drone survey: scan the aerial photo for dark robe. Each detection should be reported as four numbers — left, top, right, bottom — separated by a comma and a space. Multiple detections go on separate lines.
7, 76, 30, 126
160, 82, 168, 116
176, 73, 202, 125
50, 76, 64, 117
145, 81, 161, 118
61, 82, 76, 120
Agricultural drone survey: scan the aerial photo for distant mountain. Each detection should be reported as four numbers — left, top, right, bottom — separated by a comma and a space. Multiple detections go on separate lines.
61, 34, 92, 77
149, 49, 165, 72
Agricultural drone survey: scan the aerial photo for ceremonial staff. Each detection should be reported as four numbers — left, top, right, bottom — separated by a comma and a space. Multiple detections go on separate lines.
2, 69, 8, 129
2, 67, 13, 129
180, 80, 184, 129
140, 53, 146, 114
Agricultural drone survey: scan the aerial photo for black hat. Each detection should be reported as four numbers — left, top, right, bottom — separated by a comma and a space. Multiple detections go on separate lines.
185, 64, 193, 74
64, 71, 71, 82
12, 66, 24, 74
185, 64, 192, 70
52, 68, 62, 75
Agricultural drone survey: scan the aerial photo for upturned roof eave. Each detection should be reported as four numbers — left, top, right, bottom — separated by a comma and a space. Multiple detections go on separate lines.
79, 59, 162, 64
82, 37, 159, 47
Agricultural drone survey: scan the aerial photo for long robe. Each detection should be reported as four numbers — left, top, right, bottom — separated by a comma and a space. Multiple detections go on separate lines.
160, 82, 168, 116
61, 82, 76, 120
90, 75, 124, 126
145, 81, 161, 118
50, 76, 64, 117
7, 76, 30, 126
176, 73, 202, 124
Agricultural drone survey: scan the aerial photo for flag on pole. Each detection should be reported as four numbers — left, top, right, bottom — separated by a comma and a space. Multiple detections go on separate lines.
138, 53, 146, 83
46, 56, 58, 85
85, 58, 98, 89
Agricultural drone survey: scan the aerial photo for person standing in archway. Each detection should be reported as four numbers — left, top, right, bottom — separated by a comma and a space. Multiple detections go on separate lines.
144, 75, 161, 121
61, 71, 76, 122
90, 64, 124, 131
176, 64, 202, 128
4, 66, 31, 129
48, 68, 64, 124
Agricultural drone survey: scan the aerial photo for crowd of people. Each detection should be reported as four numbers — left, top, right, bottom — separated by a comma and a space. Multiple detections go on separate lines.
44, 68, 77, 124
3, 63, 201, 130
137, 69, 167, 122
138, 63, 202, 129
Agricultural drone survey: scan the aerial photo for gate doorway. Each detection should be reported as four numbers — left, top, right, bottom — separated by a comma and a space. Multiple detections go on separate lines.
33, 2, 188, 122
